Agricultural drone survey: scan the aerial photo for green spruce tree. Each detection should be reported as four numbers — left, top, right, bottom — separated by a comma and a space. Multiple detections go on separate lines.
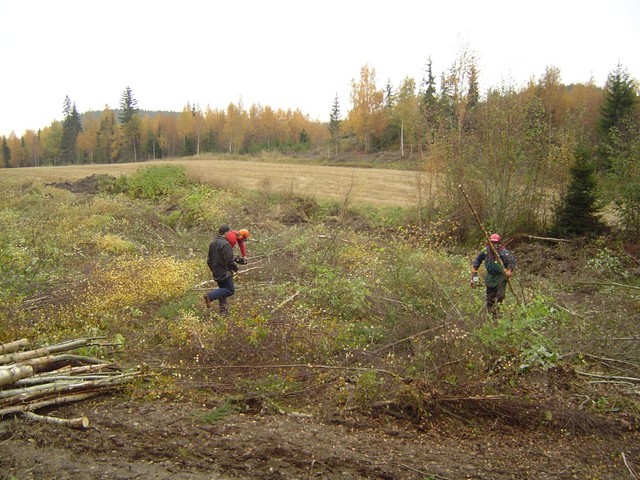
119, 86, 141, 162
60, 96, 83, 164
597, 64, 638, 171
552, 145, 605, 237
2, 136, 10, 168
328, 94, 341, 157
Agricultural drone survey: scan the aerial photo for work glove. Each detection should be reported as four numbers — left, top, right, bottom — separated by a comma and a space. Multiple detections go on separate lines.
234, 256, 247, 265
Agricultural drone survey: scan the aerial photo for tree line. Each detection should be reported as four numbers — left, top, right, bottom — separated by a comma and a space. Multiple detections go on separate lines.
1, 54, 638, 237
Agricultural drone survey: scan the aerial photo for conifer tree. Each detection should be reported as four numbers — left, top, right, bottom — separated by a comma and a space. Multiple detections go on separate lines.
119, 86, 141, 161
597, 64, 638, 171
328, 94, 341, 157
419, 58, 438, 136
552, 144, 604, 237
60, 96, 83, 164
2, 136, 10, 168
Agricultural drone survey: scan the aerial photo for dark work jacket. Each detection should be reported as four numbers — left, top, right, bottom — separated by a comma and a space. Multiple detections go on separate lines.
207, 235, 238, 281
472, 244, 516, 288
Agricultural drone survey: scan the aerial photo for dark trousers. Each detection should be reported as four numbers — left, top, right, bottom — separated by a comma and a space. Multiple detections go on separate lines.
206, 276, 235, 313
486, 281, 506, 315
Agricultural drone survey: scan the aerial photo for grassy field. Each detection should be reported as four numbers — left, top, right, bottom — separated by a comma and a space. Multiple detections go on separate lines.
0, 154, 428, 208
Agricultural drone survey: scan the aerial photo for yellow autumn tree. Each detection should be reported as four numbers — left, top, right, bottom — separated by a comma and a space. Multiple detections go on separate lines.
77, 114, 98, 163
394, 76, 419, 157
177, 104, 196, 156
6, 133, 24, 167
347, 64, 385, 151
222, 100, 247, 154
22, 130, 43, 167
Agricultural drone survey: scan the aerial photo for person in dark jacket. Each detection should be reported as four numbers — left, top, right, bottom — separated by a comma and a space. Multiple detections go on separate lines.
471, 233, 516, 316
204, 224, 238, 315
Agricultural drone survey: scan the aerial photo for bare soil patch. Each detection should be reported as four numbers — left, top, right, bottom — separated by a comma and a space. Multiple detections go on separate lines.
2, 395, 638, 480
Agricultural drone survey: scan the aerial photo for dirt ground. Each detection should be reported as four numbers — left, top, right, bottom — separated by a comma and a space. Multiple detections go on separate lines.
1, 393, 638, 480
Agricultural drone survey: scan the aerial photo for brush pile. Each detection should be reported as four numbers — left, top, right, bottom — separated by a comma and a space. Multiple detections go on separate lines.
0, 337, 141, 429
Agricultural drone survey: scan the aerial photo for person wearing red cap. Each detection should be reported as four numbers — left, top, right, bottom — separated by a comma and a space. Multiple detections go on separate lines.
471, 233, 516, 316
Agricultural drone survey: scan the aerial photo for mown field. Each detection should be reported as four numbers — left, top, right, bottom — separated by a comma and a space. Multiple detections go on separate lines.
1, 154, 427, 208
1, 159, 639, 479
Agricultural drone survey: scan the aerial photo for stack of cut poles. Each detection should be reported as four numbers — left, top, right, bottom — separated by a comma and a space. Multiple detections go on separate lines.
0, 337, 141, 429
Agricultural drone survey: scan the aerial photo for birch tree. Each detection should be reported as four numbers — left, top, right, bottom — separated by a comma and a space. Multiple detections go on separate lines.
348, 64, 385, 152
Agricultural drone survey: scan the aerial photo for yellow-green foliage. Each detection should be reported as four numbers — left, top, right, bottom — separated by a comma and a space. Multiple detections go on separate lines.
33, 255, 199, 338
181, 185, 230, 226
86, 255, 198, 312
95, 234, 137, 254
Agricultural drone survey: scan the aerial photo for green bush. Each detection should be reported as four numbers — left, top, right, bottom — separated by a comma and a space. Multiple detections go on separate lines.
474, 296, 566, 372
116, 165, 192, 200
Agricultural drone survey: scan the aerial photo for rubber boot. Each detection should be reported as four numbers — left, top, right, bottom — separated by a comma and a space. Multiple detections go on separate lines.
218, 297, 229, 316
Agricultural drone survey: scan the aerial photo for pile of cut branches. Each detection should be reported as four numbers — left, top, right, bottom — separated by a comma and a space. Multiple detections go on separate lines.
0, 337, 141, 429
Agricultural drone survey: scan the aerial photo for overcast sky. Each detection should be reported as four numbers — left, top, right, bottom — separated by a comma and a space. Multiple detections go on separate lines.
1, 0, 639, 138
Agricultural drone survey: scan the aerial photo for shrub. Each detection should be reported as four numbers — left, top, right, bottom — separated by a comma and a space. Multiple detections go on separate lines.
115, 165, 192, 201
474, 296, 566, 372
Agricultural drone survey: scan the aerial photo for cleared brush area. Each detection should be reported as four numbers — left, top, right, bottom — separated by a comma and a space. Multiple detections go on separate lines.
1, 164, 639, 479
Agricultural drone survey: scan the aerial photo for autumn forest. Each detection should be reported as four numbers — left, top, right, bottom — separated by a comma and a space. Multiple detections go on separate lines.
2, 58, 639, 237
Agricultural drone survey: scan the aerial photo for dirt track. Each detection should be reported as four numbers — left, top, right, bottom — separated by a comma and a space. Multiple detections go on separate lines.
0, 157, 422, 207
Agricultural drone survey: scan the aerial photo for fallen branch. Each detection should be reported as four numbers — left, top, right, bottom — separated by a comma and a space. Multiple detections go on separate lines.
367, 324, 445, 355
520, 234, 572, 244
624, 251, 640, 267
576, 371, 640, 383
575, 281, 640, 291
400, 463, 451, 479
270, 291, 300, 314
22, 411, 90, 430
622, 452, 638, 480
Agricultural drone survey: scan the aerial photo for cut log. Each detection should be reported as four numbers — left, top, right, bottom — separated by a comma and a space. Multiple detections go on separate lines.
0, 336, 140, 425
22, 411, 90, 429
0, 338, 30, 355
0, 364, 34, 387
0, 391, 102, 417
0, 372, 139, 406
20, 354, 108, 371
0, 338, 102, 365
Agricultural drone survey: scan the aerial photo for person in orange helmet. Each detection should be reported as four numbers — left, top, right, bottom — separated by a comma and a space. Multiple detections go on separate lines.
224, 228, 250, 264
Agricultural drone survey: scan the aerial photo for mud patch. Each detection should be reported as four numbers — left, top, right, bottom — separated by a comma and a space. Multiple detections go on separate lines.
47, 174, 116, 194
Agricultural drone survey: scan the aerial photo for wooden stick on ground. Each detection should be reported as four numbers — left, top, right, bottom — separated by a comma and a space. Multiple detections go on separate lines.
22, 411, 90, 430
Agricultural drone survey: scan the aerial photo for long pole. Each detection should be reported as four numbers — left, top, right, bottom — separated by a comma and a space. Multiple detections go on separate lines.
458, 184, 519, 301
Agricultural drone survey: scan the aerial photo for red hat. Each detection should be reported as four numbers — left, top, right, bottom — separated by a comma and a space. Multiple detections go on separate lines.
490, 233, 501, 242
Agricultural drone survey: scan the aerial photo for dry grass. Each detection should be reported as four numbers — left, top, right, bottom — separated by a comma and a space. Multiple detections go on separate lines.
0, 155, 428, 208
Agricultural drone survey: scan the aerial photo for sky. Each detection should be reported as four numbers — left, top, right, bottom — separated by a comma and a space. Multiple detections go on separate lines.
1, 0, 639, 138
